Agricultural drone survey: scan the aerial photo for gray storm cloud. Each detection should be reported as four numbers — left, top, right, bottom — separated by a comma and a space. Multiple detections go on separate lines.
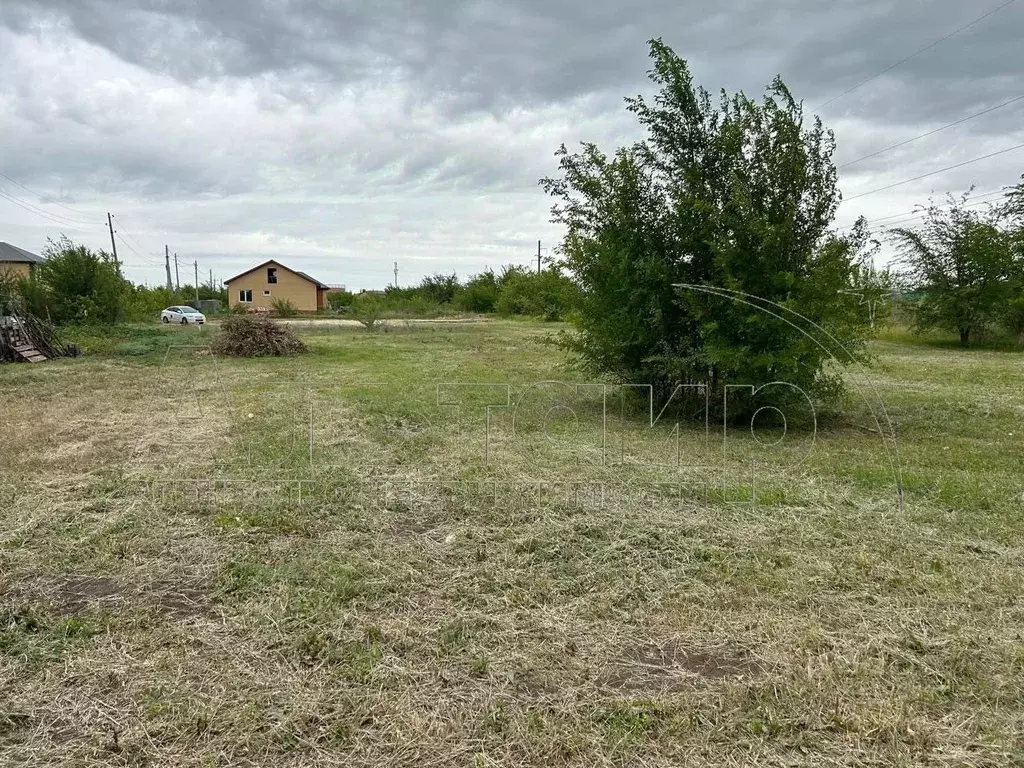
1, 0, 1022, 287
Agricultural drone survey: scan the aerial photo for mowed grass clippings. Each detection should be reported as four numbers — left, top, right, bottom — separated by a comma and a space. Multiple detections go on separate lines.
1, 319, 1022, 767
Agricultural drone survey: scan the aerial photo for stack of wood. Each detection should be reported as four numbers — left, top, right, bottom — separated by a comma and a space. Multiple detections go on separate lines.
0, 313, 76, 363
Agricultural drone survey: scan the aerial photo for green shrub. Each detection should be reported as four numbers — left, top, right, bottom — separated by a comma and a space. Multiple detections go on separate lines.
327, 289, 355, 312
351, 296, 385, 331
34, 236, 129, 324
458, 269, 501, 313
541, 39, 873, 416
271, 298, 299, 317
1003, 295, 1024, 346
495, 269, 580, 321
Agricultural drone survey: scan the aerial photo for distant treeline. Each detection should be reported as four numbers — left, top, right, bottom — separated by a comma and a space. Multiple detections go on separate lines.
0, 237, 581, 326
328, 264, 581, 321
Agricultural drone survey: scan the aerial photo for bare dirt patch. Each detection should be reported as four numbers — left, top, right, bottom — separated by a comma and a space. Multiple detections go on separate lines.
600, 638, 768, 691
4, 573, 215, 619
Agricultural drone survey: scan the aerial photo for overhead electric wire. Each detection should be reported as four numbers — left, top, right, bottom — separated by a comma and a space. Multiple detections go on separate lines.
0, 171, 93, 217
837, 94, 1024, 170
0, 185, 97, 226
111, 215, 168, 268
115, 231, 164, 268
813, 0, 1020, 112
834, 189, 1007, 231
842, 142, 1024, 202
0, 189, 93, 230
876, 195, 1006, 230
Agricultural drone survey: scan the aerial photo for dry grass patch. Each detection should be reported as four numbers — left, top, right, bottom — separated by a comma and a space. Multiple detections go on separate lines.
1, 321, 1022, 766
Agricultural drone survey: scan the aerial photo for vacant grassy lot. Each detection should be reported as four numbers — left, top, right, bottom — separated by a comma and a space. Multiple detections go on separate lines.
1, 320, 1022, 767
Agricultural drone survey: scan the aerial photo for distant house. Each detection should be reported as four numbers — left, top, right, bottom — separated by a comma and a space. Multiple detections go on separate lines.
224, 260, 330, 312
0, 242, 44, 281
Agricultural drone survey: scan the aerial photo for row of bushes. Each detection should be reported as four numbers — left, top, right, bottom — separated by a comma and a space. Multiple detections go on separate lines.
1, 236, 226, 325
328, 265, 581, 321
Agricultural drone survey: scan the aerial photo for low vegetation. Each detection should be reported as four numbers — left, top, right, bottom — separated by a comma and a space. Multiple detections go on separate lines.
1, 319, 1022, 766
210, 314, 306, 357
4, 235, 226, 325
328, 266, 580, 322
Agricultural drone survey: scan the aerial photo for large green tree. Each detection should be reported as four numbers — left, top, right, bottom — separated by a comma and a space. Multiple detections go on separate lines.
35, 235, 129, 324
542, 39, 872, 414
891, 193, 1018, 346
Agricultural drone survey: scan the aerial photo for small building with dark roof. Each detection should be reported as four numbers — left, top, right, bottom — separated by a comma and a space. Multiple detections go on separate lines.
0, 242, 44, 281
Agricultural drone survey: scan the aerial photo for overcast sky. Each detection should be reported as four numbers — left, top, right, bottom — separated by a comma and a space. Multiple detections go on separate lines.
1, 0, 1022, 290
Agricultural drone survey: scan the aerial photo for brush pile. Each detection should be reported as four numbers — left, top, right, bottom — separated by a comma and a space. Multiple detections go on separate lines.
211, 314, 307, 357
0, 312, 77, 363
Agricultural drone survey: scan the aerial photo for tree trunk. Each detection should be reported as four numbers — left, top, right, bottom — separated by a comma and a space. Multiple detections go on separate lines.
959, 327, 970, 346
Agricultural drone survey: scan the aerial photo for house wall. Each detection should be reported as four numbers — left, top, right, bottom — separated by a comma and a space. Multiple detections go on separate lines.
226, 262, 318, 312
0, 263, 32, 281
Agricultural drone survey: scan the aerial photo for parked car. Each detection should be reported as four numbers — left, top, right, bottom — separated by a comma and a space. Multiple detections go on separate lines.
161, 306, 206, 325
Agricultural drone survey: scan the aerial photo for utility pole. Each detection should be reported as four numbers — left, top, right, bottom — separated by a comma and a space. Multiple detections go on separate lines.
194, 260, 200, 304
209, 269, 213, 290
537, 240, 542, 274
393, 261, 399, 288
173, 252, 180, 291
106, 213, 120, 274
164, 245, 173, 292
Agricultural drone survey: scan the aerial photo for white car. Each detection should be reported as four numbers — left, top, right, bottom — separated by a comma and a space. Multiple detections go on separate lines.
161, 306, 206, 325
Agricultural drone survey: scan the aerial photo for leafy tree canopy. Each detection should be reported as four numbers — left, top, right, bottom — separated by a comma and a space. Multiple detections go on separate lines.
542, 39, 874, 417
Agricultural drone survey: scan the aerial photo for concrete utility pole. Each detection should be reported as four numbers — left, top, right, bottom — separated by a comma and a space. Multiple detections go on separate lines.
106, 213, 120, 274
164, 245, 173, 292
173, 252, 180, 291
393, 261, 399, 288
537, 240, 542, 274
194, 260, 200, 304
209, 269, 213, 290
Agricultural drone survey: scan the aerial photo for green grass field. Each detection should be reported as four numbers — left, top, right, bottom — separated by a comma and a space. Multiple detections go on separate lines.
1, 319, 1022, 766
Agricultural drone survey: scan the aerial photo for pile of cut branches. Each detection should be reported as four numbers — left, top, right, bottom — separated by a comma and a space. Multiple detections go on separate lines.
211, 314, 306, 357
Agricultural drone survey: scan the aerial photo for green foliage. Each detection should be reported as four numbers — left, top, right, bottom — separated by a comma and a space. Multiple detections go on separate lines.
35, 236, 130, 324
60, 323, 183, 358
351, 295, 385, 331
1003, 295, 1024, 347
124, 285, 176, 321
327, 289, 355, 311
416, 272, 461, 305
457, 269, 501, 313
541, 38, 870, 413
494, 268, 580, 321
890, 193, 1019, 346
271, 298, 299, 318
0, 272, 20, 316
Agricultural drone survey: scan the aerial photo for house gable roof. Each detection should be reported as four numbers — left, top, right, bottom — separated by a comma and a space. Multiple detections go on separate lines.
0, 242, 44, 264
223, 259, 330, 290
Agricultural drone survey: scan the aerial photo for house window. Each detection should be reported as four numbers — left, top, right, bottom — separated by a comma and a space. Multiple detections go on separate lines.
267, 268, 278, 284
239, 289, 252, 303
263, 290, 271, 296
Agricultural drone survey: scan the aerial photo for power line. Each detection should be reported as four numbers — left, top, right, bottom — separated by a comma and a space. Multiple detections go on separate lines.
835, 189, 1006, 230
0, 185, 96, 226
876, 196, 1006, 230
115, 231, 164, 268
842, 142, 1024, 202
813, 0, 1019, 113
838, 94, 1024, 170
0, 189, 93, 230
0, 171, 93, 217
0, 179, 96, 224
112, 215, 166, 266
